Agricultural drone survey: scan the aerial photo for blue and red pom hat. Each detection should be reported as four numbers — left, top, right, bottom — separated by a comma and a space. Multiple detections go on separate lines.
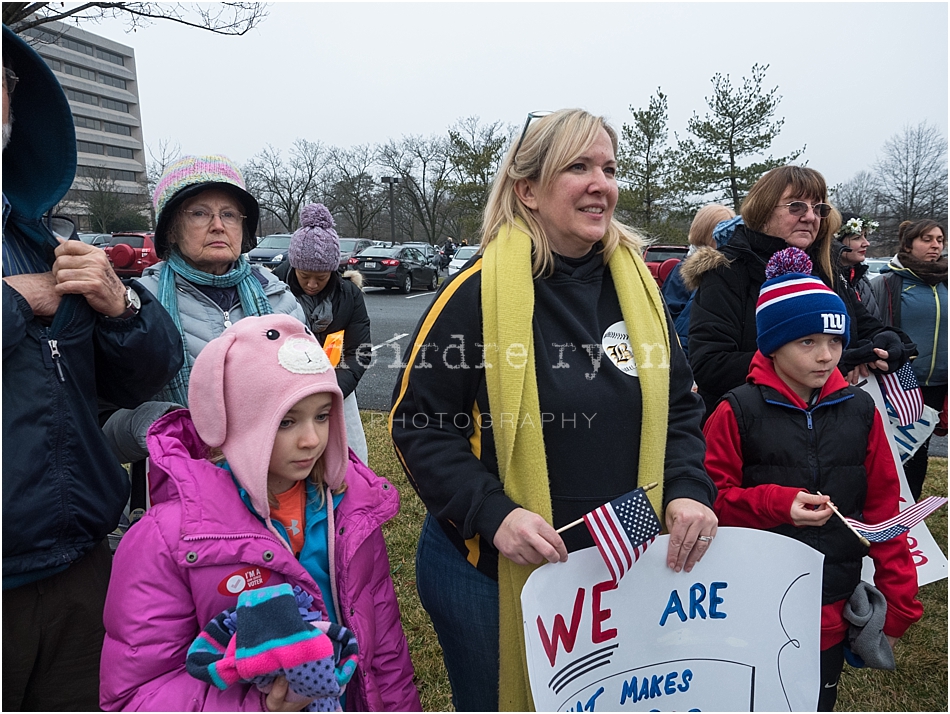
756, 247, 850, 356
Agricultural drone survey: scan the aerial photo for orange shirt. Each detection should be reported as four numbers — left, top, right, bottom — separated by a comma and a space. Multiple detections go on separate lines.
271, 481, 307, 557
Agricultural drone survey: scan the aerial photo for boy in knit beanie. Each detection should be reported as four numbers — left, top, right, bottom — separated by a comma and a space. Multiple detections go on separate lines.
702, 248, 922, 711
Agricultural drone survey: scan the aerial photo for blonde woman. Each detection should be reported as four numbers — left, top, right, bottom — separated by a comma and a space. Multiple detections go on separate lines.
390, 109, 717, 711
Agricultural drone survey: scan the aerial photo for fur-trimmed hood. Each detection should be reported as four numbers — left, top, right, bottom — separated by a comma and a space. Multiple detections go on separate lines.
679, 246, 732, 291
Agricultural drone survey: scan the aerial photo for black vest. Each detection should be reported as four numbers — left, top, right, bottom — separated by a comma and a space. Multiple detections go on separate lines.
726, 383, 876, 604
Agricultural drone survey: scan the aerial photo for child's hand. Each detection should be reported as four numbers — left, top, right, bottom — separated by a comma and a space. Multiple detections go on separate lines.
265, 676, 312, 712
789, 492, 833, 527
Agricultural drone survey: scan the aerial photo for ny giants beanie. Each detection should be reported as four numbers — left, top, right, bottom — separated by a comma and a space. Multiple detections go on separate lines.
756, 247, 850, 357
188, 315, 348, 537
289, 204, 340, 272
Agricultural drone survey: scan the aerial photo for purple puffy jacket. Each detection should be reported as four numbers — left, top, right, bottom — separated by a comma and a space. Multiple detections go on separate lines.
100, 410, 420, 711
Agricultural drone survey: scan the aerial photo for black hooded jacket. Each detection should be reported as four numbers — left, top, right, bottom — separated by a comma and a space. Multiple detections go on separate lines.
2, 25, 183, 588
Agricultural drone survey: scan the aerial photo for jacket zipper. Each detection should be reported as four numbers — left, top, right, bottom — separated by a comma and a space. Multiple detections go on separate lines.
48, 338, 65, 382
764, 394, 853, 489
927, 284, 940, 383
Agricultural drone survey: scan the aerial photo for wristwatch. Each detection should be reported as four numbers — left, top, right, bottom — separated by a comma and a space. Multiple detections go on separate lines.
110, 286, 141, 320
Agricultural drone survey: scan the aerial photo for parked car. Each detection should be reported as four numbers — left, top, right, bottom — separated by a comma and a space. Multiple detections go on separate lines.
643, 244, 689, 287
402, 242, 442, 266
348, 245, 439, 293
79, 232, 112, 248
104, 232, 158, 278
864, 258, 890, 275
247, 233, 292, 270
447, 245, 479, 276
338, 238, 374, 271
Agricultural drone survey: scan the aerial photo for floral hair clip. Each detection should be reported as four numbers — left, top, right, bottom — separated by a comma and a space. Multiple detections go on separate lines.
836, 216, 880, 239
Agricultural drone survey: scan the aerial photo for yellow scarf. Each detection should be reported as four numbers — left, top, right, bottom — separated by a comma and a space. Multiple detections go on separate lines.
481, 221, 670, 711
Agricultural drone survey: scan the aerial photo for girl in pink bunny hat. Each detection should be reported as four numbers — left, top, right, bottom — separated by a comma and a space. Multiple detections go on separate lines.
100, 314, 420, 712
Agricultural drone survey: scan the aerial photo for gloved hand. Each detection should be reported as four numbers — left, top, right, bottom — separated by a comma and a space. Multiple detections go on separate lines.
102, 401, 183, 464
868, 330, 917, 374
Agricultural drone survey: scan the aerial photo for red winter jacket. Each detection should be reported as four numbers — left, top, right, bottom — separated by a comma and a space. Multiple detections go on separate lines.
703, 352, 922, 649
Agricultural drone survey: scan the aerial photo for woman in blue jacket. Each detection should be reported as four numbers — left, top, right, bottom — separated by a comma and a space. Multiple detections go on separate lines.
872, 219, 947, 499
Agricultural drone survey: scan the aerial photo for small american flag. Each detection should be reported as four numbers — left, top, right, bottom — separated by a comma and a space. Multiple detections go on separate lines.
584, 487, 661, 583
844, 496, 948, 543
878, 362, 924, 427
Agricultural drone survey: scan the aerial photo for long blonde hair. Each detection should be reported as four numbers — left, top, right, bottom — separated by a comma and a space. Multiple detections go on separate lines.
481, 108, 644, 278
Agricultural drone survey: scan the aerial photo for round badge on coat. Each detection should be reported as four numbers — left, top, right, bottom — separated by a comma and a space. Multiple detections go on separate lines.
602, 320, 638, 377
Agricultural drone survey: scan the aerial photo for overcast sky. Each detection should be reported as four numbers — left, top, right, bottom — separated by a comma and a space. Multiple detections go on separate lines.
82, 1, 947, 187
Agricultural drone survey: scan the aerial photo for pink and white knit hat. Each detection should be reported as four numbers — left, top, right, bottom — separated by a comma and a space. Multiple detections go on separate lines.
152, 154, 260, 258
188, 315, 348, 531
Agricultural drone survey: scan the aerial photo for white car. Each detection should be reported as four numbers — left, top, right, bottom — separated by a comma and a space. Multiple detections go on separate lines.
864, 258, 890, 275
447, 245, 479, 275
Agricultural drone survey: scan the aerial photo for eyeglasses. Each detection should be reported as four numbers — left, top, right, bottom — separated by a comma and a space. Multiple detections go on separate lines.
181, 208, 246, 228
776, 201, 832, 218
513, 111, 554, 162
3, 67, 18, 96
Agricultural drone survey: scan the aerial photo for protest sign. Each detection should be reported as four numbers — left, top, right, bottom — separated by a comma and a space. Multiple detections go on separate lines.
521, 528, 823, 712
859, 378, 947, 586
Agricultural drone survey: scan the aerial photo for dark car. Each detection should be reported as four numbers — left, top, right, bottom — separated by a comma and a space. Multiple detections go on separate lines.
643, 244, 689, 287
248, 234, 293, 270
339, 238, 374, 271
104, 232, 159, 278
348, 245, 439, 294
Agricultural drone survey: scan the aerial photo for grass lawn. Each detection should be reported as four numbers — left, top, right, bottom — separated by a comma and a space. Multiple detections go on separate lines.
364, 409, 948, 712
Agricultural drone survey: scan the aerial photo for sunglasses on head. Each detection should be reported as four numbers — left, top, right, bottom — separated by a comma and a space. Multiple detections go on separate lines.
776, 201, 832, 218
512, 111, 554, 162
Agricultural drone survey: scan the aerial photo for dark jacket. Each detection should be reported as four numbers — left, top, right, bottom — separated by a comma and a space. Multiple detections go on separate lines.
1, 25, 183, 588
834, 242, 881, 320
687, 225, 905, 416
272, 262, 372, 398
390, 247, 716, 579
704, 352, 922, 646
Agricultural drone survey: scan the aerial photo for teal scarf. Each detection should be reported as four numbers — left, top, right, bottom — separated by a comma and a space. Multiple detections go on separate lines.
157, 249, 273, 405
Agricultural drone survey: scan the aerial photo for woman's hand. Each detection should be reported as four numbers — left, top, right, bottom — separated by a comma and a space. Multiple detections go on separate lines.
665, 498, 718, 573
264, 676, 312, 712
790, 492, 833, 527
493, 508, 568, 566
844, 347, 889, 384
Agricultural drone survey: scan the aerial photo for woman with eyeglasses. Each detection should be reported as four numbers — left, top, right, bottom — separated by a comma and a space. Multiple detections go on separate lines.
687, 166, 915, 417
101, 155, 304, 464
391, 109, 718, 711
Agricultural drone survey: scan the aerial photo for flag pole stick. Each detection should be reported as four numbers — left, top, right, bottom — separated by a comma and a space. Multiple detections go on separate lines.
555, 482, 659, 534
817, 491, 871, 548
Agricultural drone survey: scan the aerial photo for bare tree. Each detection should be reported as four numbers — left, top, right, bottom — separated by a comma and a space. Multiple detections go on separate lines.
874, 121, 948, 223
69, 167, 149, 232
244, 140, 329, 233
377, 135, 453, 245
326, 145, 386, 238
831, 170, 882, 218
3, 2, 267, 36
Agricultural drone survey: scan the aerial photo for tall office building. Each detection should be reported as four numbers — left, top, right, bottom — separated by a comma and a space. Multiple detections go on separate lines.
23, 20, 148, 231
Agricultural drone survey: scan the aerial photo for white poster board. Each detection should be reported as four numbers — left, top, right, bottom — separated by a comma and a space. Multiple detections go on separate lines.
522, 528, 823, 712
858, 378, 947, 586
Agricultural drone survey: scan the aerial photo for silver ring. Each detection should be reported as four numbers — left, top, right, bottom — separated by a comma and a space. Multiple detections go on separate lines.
697, 535, 714, 542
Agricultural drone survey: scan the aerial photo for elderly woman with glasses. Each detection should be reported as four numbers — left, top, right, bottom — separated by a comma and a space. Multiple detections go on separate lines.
687, 166, 914, 417
102, 155, 304, 463
391, 109, 718, 711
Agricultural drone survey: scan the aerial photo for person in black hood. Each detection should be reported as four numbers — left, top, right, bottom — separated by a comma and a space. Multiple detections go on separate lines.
2, 24, 183, 710
686, 166, 914, 417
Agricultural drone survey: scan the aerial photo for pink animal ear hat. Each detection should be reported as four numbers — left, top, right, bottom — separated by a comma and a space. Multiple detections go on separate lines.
189, 315, 348, 529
